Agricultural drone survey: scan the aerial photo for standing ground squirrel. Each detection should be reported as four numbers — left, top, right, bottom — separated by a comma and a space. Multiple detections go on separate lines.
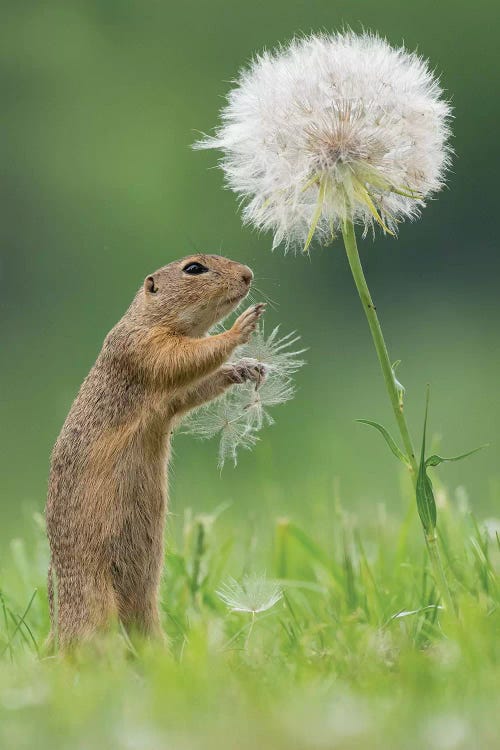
46, 254, 266, 649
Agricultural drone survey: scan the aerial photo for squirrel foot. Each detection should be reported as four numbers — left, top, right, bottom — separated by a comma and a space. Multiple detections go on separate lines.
227, 358, 268, 385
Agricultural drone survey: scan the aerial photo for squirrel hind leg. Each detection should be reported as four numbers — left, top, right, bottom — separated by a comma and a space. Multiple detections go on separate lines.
48, 566, 118, 651
115, 588, 166, 643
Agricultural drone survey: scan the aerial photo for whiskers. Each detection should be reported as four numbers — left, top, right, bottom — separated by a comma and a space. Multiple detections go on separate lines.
246, 285, 278, 311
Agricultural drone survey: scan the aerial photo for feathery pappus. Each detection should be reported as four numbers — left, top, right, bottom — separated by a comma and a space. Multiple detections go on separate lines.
195, 32, 452, 251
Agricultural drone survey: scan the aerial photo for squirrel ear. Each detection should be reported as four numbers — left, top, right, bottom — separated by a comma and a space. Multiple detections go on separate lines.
145, 275, 158, 294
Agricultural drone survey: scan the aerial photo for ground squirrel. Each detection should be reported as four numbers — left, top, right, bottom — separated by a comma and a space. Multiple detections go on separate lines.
46, 254, 265, 648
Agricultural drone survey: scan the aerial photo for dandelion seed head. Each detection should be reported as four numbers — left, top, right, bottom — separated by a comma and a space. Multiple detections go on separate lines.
216, 574, 283, 614
195, 32, 452, 250
183, 325, 305, 466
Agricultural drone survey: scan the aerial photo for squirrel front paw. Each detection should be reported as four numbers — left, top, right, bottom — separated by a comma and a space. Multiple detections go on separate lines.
227, 358, 268, 385
231, 304, 266, 344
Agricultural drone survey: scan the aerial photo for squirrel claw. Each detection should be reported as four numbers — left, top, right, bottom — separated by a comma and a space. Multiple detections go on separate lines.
229, 358, 268, 385
232, 303, 266, 343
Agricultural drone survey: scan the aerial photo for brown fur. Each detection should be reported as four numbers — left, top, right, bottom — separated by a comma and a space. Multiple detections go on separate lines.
45, 254, 265, 649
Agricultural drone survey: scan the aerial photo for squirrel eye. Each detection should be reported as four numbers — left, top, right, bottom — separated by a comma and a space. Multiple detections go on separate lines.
183, 262, 208, 275
145, 276, 158, 293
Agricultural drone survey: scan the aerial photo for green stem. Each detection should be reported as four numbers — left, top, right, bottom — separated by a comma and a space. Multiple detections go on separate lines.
425, 534, 456, 616
341, 220, 417, 477
341, 219, 454, 613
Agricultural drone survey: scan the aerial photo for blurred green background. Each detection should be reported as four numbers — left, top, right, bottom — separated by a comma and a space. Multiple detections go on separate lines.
1, 0, 498, 549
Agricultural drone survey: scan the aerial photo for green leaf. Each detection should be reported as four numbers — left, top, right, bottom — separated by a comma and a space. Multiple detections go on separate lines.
356, 419, 409, 465
416, 465, 437, 535
389, 604, 443, 622
425, 445, 488, 467
416, 388, 437, 535
287, 522, 332, 571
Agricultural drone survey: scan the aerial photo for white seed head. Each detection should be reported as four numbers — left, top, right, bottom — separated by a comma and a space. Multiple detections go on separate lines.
195, 32, 452, 250
183, 325, 305, 467
217, 574, 283, 614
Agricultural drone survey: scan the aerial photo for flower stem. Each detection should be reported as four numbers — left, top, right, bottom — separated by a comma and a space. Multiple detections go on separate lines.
341, 220, 417, 477
425, 533, 456, 616
341, 219, 454, 613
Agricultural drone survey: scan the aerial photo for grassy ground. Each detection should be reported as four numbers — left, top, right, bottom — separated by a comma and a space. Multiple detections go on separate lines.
1, 485, 499, 750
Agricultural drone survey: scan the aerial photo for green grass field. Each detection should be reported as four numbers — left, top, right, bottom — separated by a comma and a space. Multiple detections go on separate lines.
1, 483, 499, 749
1, 2, 500, 747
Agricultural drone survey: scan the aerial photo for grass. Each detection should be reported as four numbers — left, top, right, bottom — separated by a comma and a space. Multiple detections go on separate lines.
0, 484, 499, 750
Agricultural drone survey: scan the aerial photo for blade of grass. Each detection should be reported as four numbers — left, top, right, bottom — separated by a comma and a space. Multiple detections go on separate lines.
0, 589, 37, 659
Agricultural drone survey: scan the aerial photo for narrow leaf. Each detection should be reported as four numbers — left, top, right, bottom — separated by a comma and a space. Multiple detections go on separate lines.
416, 469, 437, 535
416, 387, 437, 534
0, 589, 37, 659
357, 419, 408, 465
287, 522, 332, 571
389, 604, 443, 621
425, 445, 488, 467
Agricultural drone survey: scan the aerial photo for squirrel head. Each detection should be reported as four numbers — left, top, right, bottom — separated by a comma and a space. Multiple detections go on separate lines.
137, 254, 254, 335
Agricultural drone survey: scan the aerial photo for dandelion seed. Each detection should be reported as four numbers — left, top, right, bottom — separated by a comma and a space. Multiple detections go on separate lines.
184, 325, 305, 466
195, 31, 451, 250
216, 574, 283, 614
239, 326, 306, 378
482, 518, 500, 541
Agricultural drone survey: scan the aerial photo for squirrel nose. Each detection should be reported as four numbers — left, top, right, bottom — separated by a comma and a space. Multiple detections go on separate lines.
241, 267, 253, 285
